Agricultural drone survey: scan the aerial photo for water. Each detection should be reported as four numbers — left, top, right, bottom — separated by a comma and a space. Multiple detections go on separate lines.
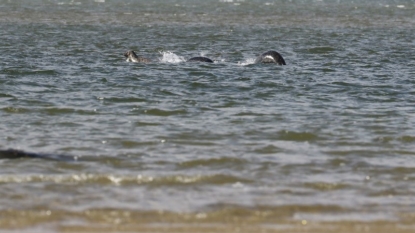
1, 0, 415, 232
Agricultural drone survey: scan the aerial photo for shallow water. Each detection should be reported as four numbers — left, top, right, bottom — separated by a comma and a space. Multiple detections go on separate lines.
1, 0, 415, 232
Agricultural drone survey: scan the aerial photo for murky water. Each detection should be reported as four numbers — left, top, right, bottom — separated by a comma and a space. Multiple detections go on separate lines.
1, 0, 415, 232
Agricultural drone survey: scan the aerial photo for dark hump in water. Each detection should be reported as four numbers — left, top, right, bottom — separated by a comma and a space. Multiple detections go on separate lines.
255, 50, 286, 65
0, 149, 77, 161
187, 56, 214, 63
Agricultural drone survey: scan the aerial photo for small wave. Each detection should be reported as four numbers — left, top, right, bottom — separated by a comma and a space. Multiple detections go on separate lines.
144, 108, 187, 116
277, 130, 319, 142
178, 157, 247, 169
0, 173, 250, 186
159, 51, 186, 63
308, 46, 336, 54
2, 106, 30, 114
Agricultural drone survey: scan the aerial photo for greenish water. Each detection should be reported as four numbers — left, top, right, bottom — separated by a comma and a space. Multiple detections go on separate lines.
0, 0, 415, 232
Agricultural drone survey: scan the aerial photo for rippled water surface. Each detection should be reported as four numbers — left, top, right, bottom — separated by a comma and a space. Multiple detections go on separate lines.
1, 0, 415, 232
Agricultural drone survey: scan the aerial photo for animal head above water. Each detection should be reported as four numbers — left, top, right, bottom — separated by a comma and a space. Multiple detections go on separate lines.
124, 50, 151, 63
124, 50, 138, 59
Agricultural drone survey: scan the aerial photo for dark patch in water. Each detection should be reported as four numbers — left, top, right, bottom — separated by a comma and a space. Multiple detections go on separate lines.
0, 149, 77, 161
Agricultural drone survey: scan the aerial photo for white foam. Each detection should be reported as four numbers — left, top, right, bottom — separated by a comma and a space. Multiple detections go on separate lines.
159, 51, 186, 63
237, 58, 256, 66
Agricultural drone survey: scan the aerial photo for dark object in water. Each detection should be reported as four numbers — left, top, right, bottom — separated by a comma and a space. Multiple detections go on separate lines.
187, 56, 214, 63
124, 50, 151, 63
0, 149, 76, 161
255, 50, 286, 65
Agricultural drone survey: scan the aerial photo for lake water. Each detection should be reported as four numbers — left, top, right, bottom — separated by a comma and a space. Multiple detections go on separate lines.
1, 0, 415, 232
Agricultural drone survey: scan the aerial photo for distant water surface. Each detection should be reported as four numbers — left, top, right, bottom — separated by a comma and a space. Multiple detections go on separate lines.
1, 0, 415, 232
